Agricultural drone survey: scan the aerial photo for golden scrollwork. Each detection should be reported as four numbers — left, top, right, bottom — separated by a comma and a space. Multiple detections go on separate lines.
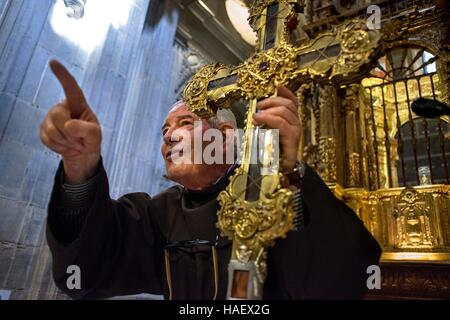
347, 152, 361, 187
248, 0, 303, 31
217, 167, 295, 249
237, 42, 298, 100
183, 19, 381, 119
318, 136, 337, 183
217, 187, 294, 243
302, 144, 320, 170
182, 63, 226, 118
331, 20, 381, 78
367, 194, 380, 239
351, 184, 450, 258
215, 155, 295, 289
394, 188, 433, 249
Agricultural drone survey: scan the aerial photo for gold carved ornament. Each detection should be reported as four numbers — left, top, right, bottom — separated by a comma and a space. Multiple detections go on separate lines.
237, 42, 298, 100
183, 63, 226, 118
331, 20, 381, 78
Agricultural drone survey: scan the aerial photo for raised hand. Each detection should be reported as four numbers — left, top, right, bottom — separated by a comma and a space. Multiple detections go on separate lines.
253, 86, 301, 173
40, 60, 102, 184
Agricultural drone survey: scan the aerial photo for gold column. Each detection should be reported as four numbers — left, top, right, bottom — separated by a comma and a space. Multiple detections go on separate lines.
297, 84, 309, 162
343, 85, 361, 187
318, 84, 338, 184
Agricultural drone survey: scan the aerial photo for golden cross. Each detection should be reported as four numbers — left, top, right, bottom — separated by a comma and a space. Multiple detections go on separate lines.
183, 0, 380, 299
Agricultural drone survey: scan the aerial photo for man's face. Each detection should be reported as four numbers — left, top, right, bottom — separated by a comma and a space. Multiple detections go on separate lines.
161, 102, 211, 185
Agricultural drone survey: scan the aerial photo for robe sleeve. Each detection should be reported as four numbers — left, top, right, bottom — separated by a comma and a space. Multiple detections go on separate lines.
46, 159, 164, 300
265, 164, 382, 299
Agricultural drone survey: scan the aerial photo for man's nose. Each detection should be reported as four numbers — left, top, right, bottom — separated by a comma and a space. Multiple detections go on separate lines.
163, 127, 181, 146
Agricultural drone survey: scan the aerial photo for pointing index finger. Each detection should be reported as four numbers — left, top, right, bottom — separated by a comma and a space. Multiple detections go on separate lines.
49, 60, 87, 118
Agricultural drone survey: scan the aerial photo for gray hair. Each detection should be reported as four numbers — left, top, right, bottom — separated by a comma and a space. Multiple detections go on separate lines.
169, 100, 237, 129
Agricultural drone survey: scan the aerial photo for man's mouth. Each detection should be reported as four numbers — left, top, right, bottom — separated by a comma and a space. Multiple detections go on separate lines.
165, 149, 184, 161
165, 150, 173, 161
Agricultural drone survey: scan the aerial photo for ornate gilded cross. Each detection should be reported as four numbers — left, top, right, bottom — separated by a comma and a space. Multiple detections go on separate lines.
183, 0, 380, 299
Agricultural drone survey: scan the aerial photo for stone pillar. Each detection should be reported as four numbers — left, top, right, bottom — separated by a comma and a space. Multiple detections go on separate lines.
0, 0, 171, 299
108, 0, 180, 198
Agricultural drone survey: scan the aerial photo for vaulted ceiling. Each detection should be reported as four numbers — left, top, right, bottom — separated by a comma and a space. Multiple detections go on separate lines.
174, 0, 255, 64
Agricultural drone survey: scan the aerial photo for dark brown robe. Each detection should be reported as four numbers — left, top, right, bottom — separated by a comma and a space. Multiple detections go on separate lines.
46, 160, 381, 300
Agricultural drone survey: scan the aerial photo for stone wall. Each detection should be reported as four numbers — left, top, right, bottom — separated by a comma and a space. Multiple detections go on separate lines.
0, 0, 181, 299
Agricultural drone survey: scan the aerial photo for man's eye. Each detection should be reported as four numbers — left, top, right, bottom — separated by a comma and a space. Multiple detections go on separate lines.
180, 120, 193, 126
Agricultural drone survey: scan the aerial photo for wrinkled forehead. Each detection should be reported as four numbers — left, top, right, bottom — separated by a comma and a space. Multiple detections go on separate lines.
164, 101, 202, 124
169, 101, 188, 114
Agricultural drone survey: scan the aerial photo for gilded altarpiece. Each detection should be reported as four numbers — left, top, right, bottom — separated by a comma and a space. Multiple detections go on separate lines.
183, 0, 449, 298
298, 0, 450, 298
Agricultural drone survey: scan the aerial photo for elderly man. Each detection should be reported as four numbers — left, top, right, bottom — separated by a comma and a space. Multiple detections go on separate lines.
40, 60, 381, 300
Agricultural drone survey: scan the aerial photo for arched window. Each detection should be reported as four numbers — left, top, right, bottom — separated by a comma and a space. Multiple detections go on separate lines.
361, 45, 448, 189
365, 45, 438, 83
